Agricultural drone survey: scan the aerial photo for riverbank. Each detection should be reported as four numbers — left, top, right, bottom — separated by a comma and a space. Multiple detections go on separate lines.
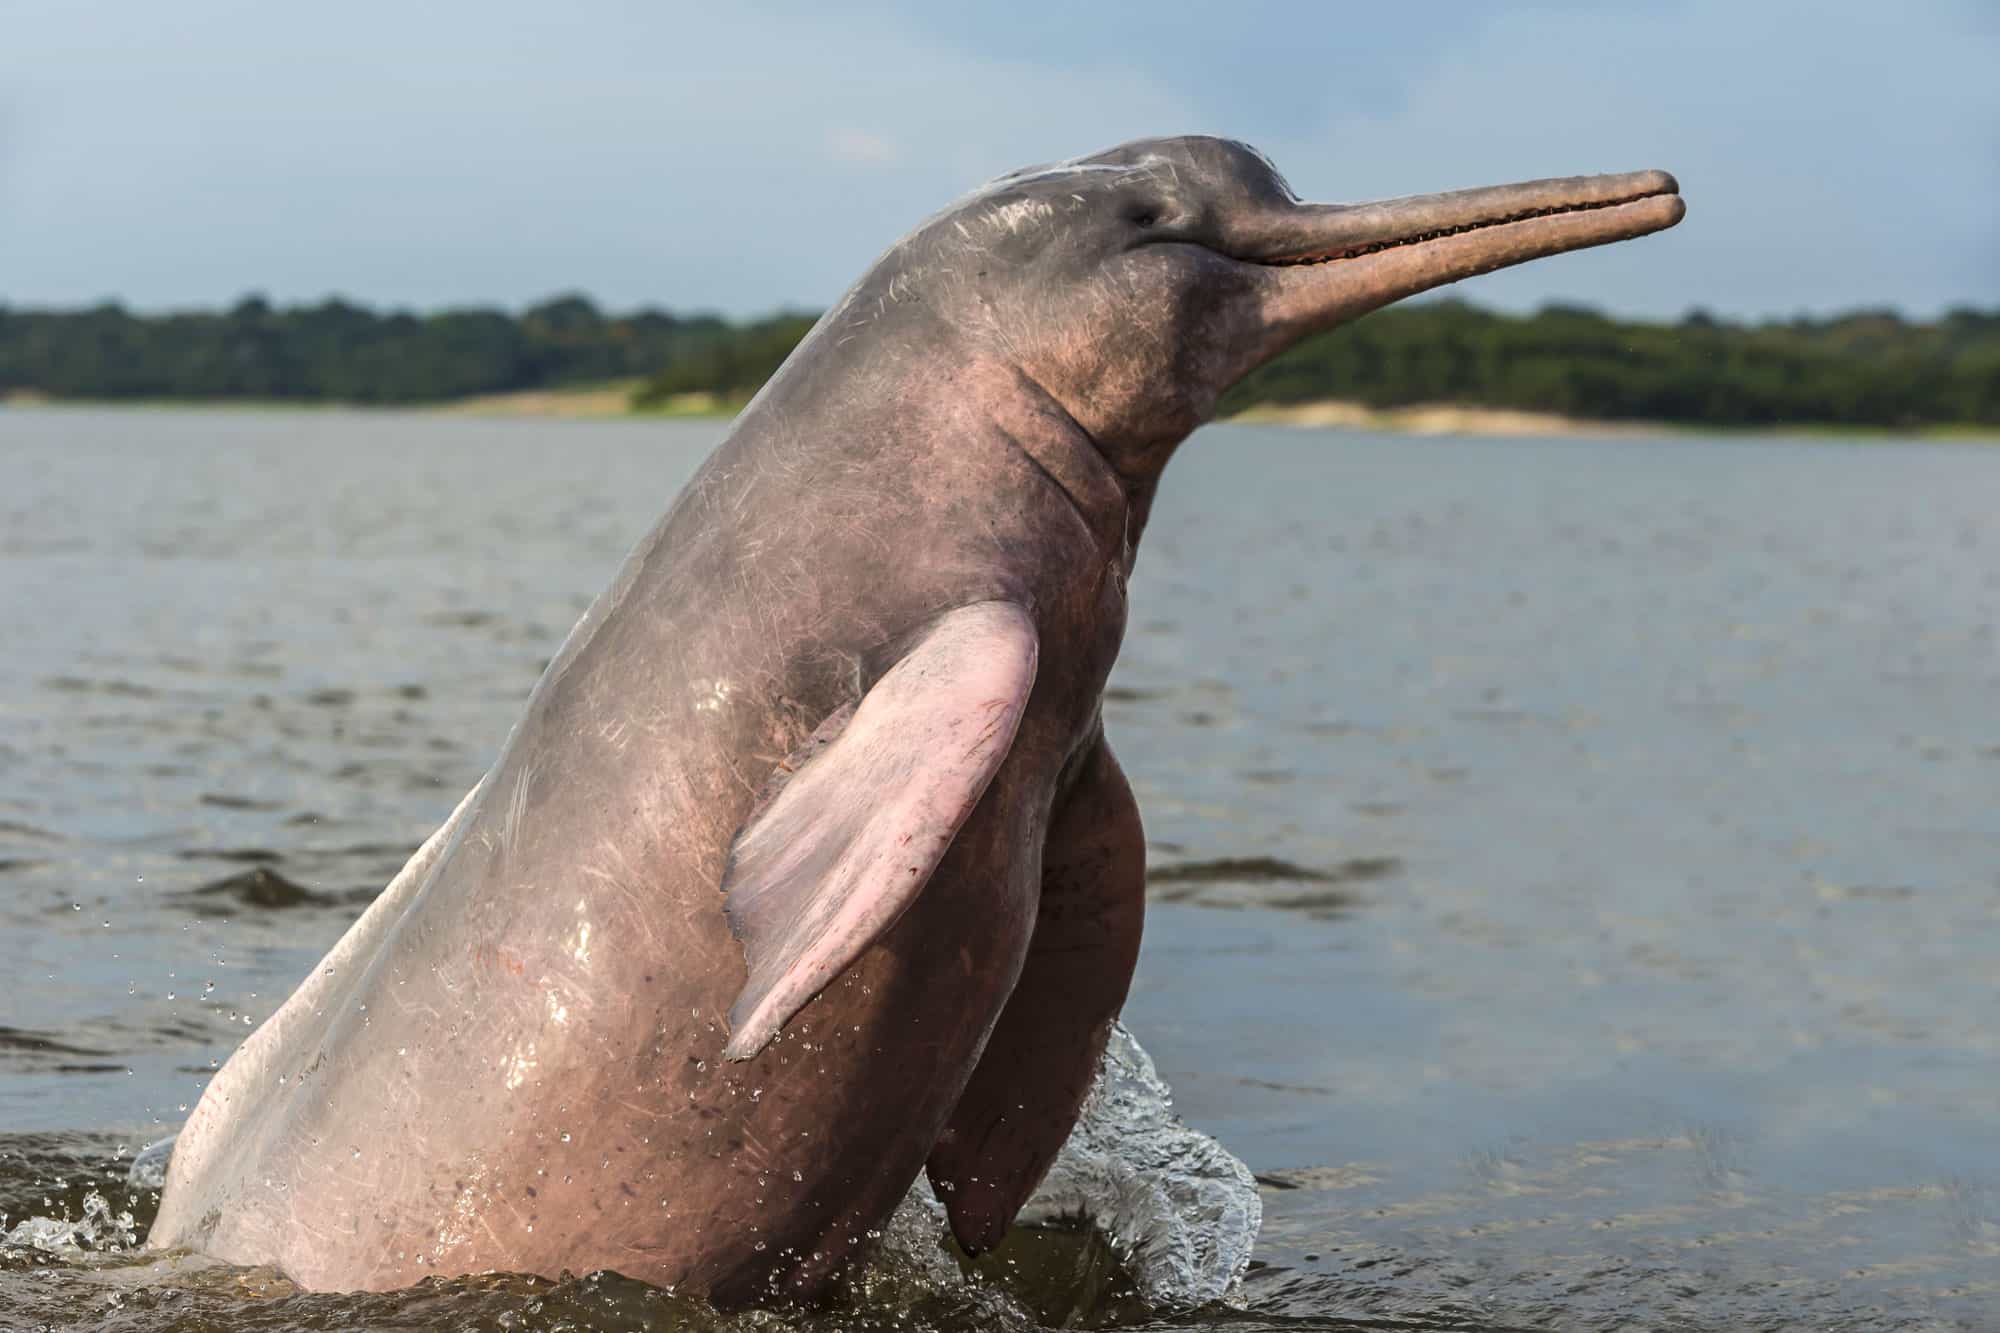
431, 386, 1671, 436
6, 386, 1994, 440
431, 382, 735, 419
1225, 399, 1668, 437
321, 387, 2000, 440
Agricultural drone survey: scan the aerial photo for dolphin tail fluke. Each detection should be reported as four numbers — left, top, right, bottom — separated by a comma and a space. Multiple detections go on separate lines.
926, 736, 1146, 1253
718, 601, 1040, 1061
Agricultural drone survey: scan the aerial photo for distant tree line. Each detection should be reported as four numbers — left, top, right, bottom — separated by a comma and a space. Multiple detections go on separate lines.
2, 294, 1995, 429
626, 312, 820, 409
0, 294, 771, 405
1219, 301, 2000, 429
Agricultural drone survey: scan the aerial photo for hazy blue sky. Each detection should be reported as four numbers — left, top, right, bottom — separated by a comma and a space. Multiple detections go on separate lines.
3, 1, 1994, 319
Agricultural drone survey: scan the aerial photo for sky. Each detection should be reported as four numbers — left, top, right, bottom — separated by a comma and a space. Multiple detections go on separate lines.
1, 0, 1995, 321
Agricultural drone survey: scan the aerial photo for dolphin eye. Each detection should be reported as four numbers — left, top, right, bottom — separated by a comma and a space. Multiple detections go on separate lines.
1126, 205, 1161, 228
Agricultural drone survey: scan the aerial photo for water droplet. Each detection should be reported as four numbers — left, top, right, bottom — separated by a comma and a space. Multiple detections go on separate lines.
753, 1240, 767, 1252
791, 1170, 803, 1182
560, 1131, 571, 1143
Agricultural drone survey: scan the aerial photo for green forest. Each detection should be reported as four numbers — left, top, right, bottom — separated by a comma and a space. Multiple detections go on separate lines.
2, 294, 1995, 430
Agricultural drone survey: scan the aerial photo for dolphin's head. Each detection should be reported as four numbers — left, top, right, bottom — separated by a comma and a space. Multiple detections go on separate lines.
892, 135, 1682, 480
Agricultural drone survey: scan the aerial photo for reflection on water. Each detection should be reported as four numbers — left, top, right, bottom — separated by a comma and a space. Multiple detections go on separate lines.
2, 407, 1997, 1329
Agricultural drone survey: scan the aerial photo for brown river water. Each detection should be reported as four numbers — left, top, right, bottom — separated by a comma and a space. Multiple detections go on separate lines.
1, 407, 1996, 1331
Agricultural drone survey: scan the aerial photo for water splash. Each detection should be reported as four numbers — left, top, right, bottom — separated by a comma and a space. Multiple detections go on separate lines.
3, 1189, 139, 1255
1023, 1022, 1259, 1306
879, 1021, 1260, 1309
125, 1135, 174, 1193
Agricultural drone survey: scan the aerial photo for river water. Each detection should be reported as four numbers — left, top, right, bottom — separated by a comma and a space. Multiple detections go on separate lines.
1, 407, 1995, 1331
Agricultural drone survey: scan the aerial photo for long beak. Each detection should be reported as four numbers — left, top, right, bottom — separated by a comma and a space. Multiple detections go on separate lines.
1236, 170, 1684, 343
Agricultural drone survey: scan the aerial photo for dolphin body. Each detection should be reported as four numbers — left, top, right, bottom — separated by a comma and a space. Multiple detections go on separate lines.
148, 137, 1682, 1304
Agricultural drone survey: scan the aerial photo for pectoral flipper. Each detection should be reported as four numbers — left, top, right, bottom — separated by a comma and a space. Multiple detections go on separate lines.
719, 601, 1040, 1061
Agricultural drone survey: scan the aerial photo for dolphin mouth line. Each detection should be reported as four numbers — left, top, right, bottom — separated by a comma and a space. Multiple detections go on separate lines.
1256, 188, 1680, 267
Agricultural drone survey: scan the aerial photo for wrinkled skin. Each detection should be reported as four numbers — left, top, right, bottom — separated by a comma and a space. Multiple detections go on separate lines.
148, 137, 1682, 1304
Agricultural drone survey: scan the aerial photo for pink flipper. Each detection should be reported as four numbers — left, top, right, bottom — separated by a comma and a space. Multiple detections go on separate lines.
720, 601, 1039, 1061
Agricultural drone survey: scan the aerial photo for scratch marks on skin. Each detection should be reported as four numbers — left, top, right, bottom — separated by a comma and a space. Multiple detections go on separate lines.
984, 196, 1057, 236
985, 156, 1171, 195
727, 460, 764, 519
500, 760, 538, 864
578, 854, 650, 922
966, 697, 1015, 761
718, 747, 761, 801
473, 1212, 521, 1275
383, 982, 441, 1024
735, 1118, 775, 1173
763, 552, 818, 608
281, 1200, 333, 1250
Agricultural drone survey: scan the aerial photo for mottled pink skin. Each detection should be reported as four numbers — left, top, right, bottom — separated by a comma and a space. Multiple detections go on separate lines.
147, 137, 1682, 1305
146, 338, 1136, 1304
